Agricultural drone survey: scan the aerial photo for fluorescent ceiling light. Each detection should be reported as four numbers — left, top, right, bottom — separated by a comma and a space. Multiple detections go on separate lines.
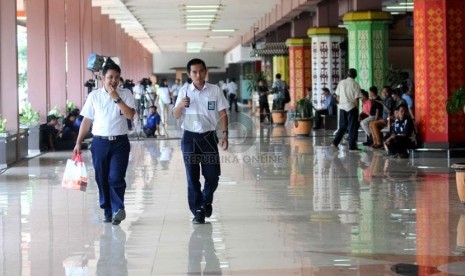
187, 42, 204, 47
186, 9, 218, 13
209, 35, 230, 39
186, 5, 220, 9
186, 18, 215, 22
187, 49, 201, 53
385, 6, 413, 10
185, 15, 217, 18
211, 29, 236, 32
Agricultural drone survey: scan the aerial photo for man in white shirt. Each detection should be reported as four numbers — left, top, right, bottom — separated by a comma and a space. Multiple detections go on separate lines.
226, 78, 239, 112
332, 68, 362, 152
74, 61, 136, 225
171, 78, 182, 105
173, 58, 229, 224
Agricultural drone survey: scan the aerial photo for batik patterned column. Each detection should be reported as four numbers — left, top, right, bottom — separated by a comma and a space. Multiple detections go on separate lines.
414, 0, 465, 146
343, 11, 391, 91
308, 28, 347, 109
272, 55, 289, 83
285, 38, 312, 103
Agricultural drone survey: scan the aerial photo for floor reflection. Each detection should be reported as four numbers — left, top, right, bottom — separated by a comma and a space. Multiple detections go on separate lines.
96, 224, 128, 276
188, 223, 221, 276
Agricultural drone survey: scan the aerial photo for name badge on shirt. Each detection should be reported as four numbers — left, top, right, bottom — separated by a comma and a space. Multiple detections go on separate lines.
208, 101, 216, 110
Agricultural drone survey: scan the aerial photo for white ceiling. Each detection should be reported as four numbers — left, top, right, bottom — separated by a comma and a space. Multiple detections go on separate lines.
94, 0, 284, 53
92, 0, 413, 54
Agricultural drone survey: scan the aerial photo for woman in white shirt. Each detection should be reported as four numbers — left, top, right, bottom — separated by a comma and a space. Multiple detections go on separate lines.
157, 78, 171, 126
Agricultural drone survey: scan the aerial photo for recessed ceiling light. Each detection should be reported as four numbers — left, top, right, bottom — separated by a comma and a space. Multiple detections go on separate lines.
209, 35, 230, 39
185, 15, 217, 18
185, 5, 220, 9
185, 18, 215, 22
186, 9, 218, 13
211, 29, 236, 32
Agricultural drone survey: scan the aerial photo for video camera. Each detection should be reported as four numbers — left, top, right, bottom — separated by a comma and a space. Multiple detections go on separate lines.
123, 79, 135, 92
84, 79, 95, 94
140, 78, 152, 89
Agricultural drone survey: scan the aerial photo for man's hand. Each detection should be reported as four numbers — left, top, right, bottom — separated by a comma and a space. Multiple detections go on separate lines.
73, 143, 81, 155
221, 135, 228, 150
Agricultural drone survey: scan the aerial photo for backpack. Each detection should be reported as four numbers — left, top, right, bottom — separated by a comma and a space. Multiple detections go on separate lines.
283, 88, 291, 104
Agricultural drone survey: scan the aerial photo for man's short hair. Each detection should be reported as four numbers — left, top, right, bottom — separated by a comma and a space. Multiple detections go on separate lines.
186, 58, 207, 73
322, 87, 330, 94
149, 105, 157, 110
369, 86, 378, 95
102, 62, 121, 76
276, 73, 282, 79
348, 68, 357, 79
47, 114, 58, 123
361, 89, 369, 98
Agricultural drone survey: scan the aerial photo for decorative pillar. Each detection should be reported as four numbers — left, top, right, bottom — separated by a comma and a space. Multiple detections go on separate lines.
66, 0, 83, 108
272, 55, 289, 83
0, 0, 19, 132
48, 0, 67, 114
285, 38, 312, 103
414, 0, 465, 147
308, 27, 347, 109
342, 11, 391, 91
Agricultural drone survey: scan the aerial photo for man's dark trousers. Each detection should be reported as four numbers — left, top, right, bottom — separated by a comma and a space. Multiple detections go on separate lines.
333, 107, 359, 150
181, 130, 220, 215
91, 136, 130, 218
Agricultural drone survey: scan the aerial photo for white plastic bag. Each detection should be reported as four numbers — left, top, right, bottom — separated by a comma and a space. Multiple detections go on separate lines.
62, 154, 88, 191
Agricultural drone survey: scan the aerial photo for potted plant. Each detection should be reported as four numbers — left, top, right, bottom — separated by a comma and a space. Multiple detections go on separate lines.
446, 87, 465, 114
271, 88, 288, 125
0, 115, 16, 169
292, 98, 313, 136
66, 100, 77, 115
20, 102, 41, 155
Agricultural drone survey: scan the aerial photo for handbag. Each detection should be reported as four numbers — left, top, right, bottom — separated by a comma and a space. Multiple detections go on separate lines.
62, 153, 88, 191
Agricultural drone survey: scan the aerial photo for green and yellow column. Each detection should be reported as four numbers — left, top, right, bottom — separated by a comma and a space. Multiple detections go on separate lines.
272, 55, 289, 83
414, 0, 465, 146
285, 38, 312, 103
308, 27, 347, 109
343, 11, 391, 91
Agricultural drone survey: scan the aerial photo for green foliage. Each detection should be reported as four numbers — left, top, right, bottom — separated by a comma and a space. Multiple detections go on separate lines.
66, 101, 77, 114
446, 87, 465, 114
246, 71, 266, 96
20, 102, 40, 127
292, 98, 313, 119
48, 106, 63, 118
0, 116, 7, 133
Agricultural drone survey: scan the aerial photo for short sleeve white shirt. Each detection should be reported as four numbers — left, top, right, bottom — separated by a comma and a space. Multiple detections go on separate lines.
226, 82, 238, 95
334, 77, 362, 111
174, 82, 229, 133
80, 87, 136, 136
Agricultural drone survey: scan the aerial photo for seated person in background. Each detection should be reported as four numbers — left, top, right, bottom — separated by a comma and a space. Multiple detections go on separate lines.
358, 89, 371, 122
143, 106, 160, 138
313, 87, 336, 130
369, 86, 394, 149
44, 115, 75, 151
61, 110, 79, 142
384, 104, 415, 158
361, 86, 383, 146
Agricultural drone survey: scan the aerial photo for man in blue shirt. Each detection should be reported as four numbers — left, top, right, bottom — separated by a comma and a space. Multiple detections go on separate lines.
143, 105, 160, 138
313, 88, 336, 130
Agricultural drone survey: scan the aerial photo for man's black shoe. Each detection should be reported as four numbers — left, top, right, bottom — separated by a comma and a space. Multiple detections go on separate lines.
192, 209, 205, 224
204, 204, 213, 218
112, 209, 126, 225
362, 141, 372, 146
103, 216, 112, 223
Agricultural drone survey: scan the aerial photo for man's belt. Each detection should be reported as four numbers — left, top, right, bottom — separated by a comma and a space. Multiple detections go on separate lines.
93, 135, 127, 141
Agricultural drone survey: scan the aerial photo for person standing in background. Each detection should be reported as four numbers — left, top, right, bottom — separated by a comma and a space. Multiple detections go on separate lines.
171, 78, 182, 105
74, 61, 136, 225
332, 68, 362, 152
226, 78, 239, 112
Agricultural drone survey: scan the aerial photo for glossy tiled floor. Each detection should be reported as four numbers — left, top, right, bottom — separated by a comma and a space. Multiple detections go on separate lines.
1, 111, 465, 276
